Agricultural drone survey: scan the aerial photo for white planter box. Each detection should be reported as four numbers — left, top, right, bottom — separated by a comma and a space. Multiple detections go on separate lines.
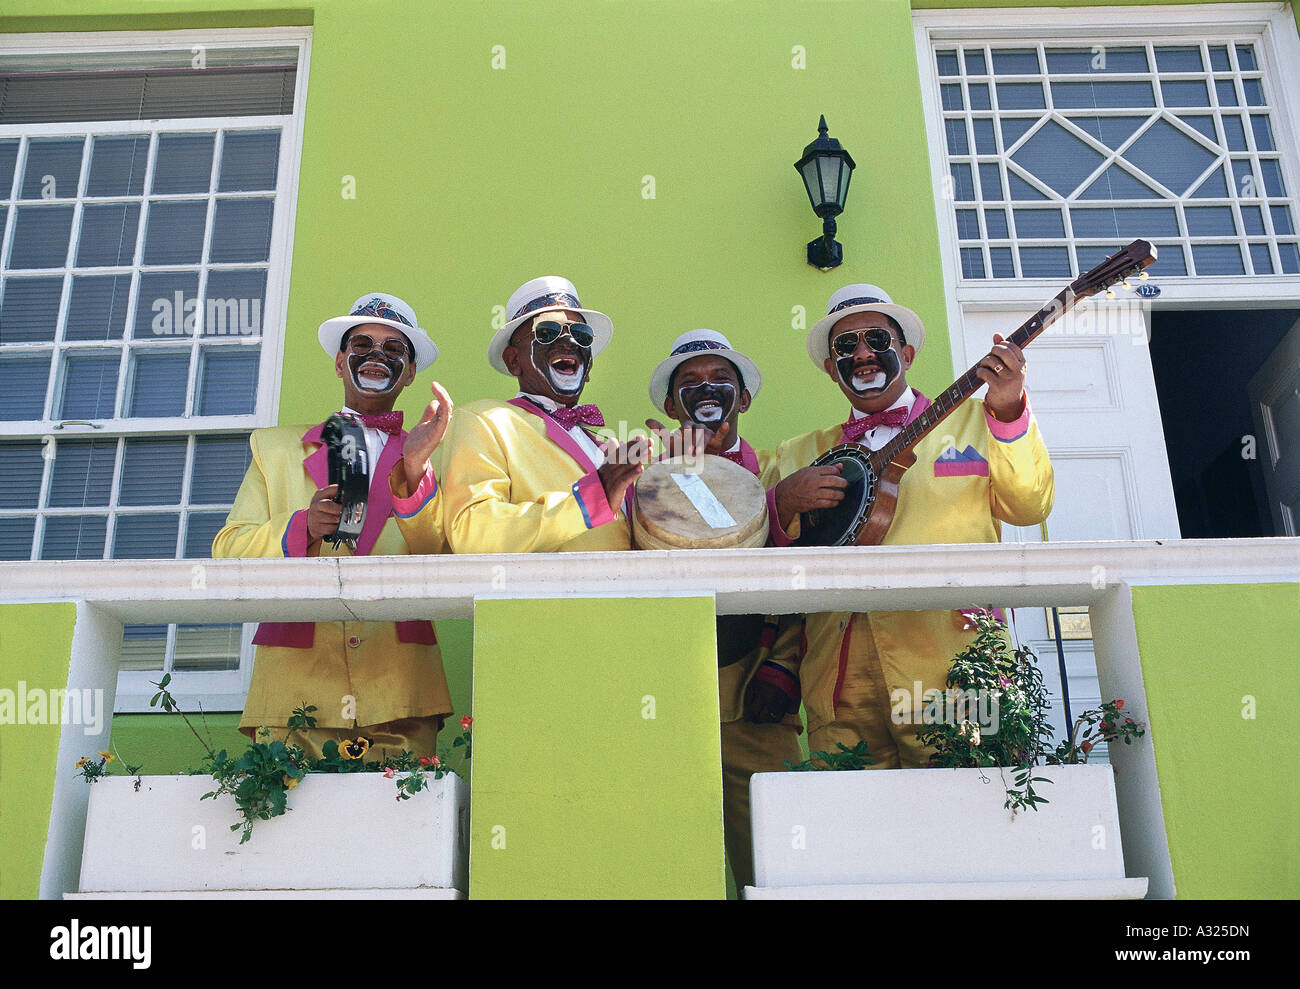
747, 765, 1147, 899
74, 773, 468, 898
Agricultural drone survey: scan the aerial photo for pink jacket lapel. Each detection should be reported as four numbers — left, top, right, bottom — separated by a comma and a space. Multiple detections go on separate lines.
299, 421, 404, 556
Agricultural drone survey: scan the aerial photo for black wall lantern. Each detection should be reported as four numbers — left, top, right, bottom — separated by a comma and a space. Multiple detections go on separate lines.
795, 114, 856, 270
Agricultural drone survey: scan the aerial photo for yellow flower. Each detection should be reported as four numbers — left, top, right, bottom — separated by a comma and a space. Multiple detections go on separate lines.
282, 773, 300, 790
76, 757, 90, 769
339, 737, 370, 760
97, 750, 115, 764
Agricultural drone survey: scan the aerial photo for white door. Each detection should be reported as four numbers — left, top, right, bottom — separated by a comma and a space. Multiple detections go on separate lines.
1248, 318, 1300, 537
955, 297, 1184, 754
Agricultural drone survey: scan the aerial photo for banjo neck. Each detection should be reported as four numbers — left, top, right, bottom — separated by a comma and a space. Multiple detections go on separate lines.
869, 239, 1157, 472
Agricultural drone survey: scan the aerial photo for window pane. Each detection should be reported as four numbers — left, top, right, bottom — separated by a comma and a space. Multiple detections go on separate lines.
1222, 115, 1247, 151
0, 276, 62, 343
0, 352, 51, 419
203, 270, 265, 336
142, 200, 207, 265
1242, 79, 1264, 106
972, 118, 997, 154
995, 83, 1044, 109
1154, 47, 1203, 72
960, 247, 985, 278
1259, 160, 1284, 197
1241, 205, 1265, 236
1179, 115, 1216, 144
990, 246, 1015, 278
1249, 244, 1273, 274
1235, 45, 1258, 72
20, 138, 82, 199
968, 84, 990, 110
1190, 165, 1230, 198
120, 624, 166, 671
1052, 81, 1155, 109
0, 139, 18, 194
944, 119, 968, 155
196, 348, 258, 415
0, 441, 45, 508
964, 50, 987, 75
950, 163, 975, 201
9, 204, 74, 268
984, 209, 1009, 238
1070, 206, 1179, 237
1191, 243, 1245, 275
209, 198, 273, 263
1215, 80, 1239, 107
173, 623, 242, 671
76, 201, 141, 267
941, 84, 963, 111
1068, 115, 1146, 150
1160, 80, 1209, 107
150, 133, 214, 194
184, 510, 230, 557
992, 49, 1040, 74
978, 163, 1004, 200
58, 351, 120, 420
1018, 246, 1071, 277
48, 437, 116, 507
112, 513, 180, 558
956, 208, 980, 239
66, 274, 131, 341
1270, 206, 1294, 235
1045, 47, 1147, 73
120, 437, 187, 504
0, 517, 36, 560
218, 130, 280, 191
190, 434, 253, 503
936, 50, 960, 76
86, 135, 149, 197
1184, 206, 1235, 236
1125, 120, 1217, 195
127, 351, 189, 417
1150, 244, 1188, 276
1013, 209, 1065, 238
134, 270, 199, 339
1278, 244, 1299, 274
1209, 46, 1230, 71
1250, 116, 1275, 152
40, 514, 107, 560
1011, 121, 1106, 197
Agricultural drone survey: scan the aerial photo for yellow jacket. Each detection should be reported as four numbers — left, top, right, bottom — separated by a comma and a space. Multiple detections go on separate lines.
433, 397, 632, 554
212, 423, 453, 731
770, 394, 1054, 733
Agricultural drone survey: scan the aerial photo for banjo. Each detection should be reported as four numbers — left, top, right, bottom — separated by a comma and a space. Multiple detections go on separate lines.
794, 239, 1157, 548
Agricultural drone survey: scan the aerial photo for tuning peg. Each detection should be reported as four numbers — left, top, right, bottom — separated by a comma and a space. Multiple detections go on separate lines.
1138, 271, 1149, 281
1121, 280, 1132, 290
1105, 289, 1116, 299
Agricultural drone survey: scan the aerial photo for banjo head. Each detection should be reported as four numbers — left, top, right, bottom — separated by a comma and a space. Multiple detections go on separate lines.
793, 444, 876, 547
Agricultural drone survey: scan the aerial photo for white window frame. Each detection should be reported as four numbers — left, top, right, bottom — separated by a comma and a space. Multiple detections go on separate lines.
914, 3, 1300, 349
0, 27, 311, 712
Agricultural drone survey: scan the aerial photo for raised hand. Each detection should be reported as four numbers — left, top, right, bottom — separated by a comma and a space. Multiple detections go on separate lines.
403, 380, 453, 492
974, 333, 1027, 422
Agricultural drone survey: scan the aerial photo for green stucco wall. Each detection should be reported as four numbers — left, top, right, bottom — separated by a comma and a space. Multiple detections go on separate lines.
0, 603, 76, 899
1132, 582, 1299, 900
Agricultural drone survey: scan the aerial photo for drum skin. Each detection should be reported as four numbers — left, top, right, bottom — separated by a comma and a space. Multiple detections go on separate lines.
632, 454, 769, 550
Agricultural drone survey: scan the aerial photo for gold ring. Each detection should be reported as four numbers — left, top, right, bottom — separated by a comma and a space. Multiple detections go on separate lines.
993, 362, 1004, 373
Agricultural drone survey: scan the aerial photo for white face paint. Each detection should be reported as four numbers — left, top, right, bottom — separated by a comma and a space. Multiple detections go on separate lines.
347, 352, 402, 393
850, 370, 886, 392
531, 340, 588, 396
676, 380, 736, 426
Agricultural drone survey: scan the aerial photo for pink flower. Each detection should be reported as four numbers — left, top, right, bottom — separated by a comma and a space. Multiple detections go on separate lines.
431, 755, 441, 767
460, 715, 473, 731
382, 766, 395, 778
1115, 699, 1124, 710
418, 756, 433, 767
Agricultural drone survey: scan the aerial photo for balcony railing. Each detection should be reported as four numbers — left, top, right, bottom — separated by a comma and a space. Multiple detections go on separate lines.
4, 536, 1296, 899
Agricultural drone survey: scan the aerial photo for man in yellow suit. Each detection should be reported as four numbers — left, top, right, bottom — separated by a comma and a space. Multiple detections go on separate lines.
650, 328, 804, 891
213, 293, 454, 760
769, 283, 1053, 769
406, 276, 649, 555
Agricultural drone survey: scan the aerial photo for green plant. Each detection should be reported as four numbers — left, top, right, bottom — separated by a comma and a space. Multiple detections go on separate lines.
145, 677, 472, 842
785, 740, 873, 772
917, 609, 1146, 812
74, 747, 142, 786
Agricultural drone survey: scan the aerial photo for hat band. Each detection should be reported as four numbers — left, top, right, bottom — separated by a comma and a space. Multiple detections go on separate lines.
350, 298, 413, 329
829, 296, 888, 315
669, 340, 729, 357
513, 291, 581, 321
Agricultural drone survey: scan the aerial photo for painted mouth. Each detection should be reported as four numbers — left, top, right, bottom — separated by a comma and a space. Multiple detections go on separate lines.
549, 354, 581, 376
692, 400, 725, 422
355, 360, 394, 390
851, 366, 886, 391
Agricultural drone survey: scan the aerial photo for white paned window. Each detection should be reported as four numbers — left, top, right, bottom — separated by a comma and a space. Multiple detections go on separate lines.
919, 9, 1300, 288
0, 30, 309, 711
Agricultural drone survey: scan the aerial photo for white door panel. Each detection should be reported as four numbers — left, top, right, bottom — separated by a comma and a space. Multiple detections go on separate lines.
1248, 317, 1300, 536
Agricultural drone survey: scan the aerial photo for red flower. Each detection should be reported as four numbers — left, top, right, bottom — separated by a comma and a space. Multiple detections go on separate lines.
382, 766, 395, 778
1082, 741, 1094, 753
418, 756, 433, 767
460, 715, 473, 731
1115, 699, 1124, 709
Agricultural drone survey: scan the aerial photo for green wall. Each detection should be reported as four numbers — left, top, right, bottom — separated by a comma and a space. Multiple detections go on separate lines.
0, 603, 76, 899
1132, 583, 1299, 900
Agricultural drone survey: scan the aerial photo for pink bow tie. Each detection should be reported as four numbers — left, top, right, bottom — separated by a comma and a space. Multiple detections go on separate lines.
354, 411, 404, 435
841, 407, 908, 443
549, 404, 605, 429
719, 449, 747, 466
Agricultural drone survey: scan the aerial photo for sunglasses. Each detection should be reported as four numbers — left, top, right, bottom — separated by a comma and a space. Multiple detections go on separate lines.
347, 333, 411, 361
832, 327, 894, 358
533, 320, 595, 348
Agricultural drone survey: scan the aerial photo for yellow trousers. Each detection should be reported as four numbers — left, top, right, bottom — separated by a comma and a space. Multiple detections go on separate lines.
720, 717, 803, 892
808, 612, 975, 770
245, 715, 442, 762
